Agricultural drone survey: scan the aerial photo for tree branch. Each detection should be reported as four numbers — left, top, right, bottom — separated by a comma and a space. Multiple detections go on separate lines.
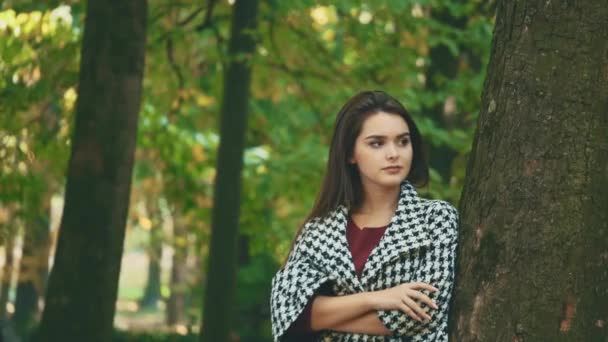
195, 0, 217, 32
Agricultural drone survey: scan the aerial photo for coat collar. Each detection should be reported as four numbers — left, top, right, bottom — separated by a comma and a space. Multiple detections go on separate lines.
322, 180, 432, 289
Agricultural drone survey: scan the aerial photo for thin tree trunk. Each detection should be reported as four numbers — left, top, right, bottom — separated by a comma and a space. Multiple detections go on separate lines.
13, 193, 51, 334
139, 199, 163, 309
0, 232, 15, 320
200, 0, 259, 341
166, 217, 187, 326
34, 0, 147, 340
450, 1, 608, 341
140, 234, 162, 309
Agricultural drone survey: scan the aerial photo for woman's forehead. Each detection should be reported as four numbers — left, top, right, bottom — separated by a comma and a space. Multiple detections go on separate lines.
360, 112, 410, 136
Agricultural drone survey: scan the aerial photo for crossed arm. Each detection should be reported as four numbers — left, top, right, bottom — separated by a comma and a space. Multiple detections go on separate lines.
306, 284, 438, 335
307, 293, 392, 335
276, 261, 446, 338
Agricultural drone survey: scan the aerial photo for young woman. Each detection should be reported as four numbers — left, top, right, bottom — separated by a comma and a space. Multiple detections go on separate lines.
270, 90, 460, 341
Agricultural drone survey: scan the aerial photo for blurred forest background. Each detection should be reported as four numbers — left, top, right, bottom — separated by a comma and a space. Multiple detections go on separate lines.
0, 0, 496, 341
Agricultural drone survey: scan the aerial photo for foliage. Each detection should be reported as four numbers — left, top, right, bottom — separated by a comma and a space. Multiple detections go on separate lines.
0, 0, 494, 340
0, 4, 81, 223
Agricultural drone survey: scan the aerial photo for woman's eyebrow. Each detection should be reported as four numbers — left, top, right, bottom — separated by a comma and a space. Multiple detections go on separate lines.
364, 132, 410, 140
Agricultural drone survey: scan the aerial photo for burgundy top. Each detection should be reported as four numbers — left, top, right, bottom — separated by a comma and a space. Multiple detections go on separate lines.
347, 219, 389, 277
285, 217, 390, 337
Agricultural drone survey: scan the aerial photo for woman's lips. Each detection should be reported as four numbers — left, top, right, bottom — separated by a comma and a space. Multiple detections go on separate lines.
382, 166, 402, 174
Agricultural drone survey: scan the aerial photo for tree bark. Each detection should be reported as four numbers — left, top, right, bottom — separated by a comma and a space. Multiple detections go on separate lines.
200, 0, 259, 341
34, 1, 147, 341
450, 1, 608, 341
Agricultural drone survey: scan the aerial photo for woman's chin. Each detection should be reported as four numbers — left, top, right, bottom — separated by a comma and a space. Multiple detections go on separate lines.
361, 173, 407, 189
376, 177, 404, 188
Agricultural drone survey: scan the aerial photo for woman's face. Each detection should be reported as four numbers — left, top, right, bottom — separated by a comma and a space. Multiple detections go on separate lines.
349, 112, 413, 190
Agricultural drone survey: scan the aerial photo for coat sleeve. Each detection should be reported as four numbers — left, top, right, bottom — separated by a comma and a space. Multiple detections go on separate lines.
270, 222, 331, 341
376, 200, 459, 340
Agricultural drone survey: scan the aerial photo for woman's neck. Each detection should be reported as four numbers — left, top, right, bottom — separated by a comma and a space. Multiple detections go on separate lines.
354, 183, 400, 216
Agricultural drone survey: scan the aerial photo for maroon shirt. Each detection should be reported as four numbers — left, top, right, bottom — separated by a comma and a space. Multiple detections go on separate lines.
285, 217, 389, 336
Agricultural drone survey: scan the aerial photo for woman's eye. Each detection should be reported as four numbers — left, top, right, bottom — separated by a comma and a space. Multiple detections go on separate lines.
399, 139, 410, 146
369, 141, 382, 148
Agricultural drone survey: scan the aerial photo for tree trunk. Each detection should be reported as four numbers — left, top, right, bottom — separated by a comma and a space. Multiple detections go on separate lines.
0, 231, 15, 320
139, 199, 163, 309
140, 234, 162, 309
34, 1, 147, 341
13, 196, 51, 334
166, 217, 187, 326
450, 1, 608, 341
200, 0, 259, 341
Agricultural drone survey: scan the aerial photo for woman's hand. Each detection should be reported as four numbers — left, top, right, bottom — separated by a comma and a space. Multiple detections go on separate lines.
369, 282, 439, 322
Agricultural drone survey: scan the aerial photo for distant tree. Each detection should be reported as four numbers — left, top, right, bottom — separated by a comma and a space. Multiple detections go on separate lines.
167, 211, 188, 326
200, 0, 260, 341
0, 207, 17, 320
138, 198, 163, 310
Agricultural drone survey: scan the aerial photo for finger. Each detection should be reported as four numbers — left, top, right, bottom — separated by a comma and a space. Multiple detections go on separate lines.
399, 302, 422, 322
411, 282, 439, 292
403, 296, 431, 322
416, 281, 439, 292
409, 291, 439, 310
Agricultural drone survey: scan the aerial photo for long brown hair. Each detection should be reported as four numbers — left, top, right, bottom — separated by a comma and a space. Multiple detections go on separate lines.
285, 90, 429, 261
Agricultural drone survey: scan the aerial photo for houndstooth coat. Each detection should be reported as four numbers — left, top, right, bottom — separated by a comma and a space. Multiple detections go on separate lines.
270, 181, 460, 341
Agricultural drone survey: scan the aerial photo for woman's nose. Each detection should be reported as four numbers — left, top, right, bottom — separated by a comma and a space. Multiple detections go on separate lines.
386, 144, 398, 159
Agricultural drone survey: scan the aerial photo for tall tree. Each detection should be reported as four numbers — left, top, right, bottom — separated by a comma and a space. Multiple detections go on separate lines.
450, 1, 608, 341
200, 0, 259, 341
33, 0, 147, 341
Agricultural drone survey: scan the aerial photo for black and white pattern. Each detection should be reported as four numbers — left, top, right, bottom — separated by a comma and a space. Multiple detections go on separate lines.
270, 180, 460, 341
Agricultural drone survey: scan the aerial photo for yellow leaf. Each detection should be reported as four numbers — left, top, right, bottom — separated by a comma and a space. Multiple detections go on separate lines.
0, 10, 17, 32
256, 164, 267, 175
310, 5, 337, 30
63, 87, 77, 111
194, 92, 215, 107
321, 29, 335, 42
139, 217, 152, 230
192, 144, 206, 162
17, 161, 27, 174
275, 197, 292, 218
18, 141, 28, 153
175, 236, 188, 247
